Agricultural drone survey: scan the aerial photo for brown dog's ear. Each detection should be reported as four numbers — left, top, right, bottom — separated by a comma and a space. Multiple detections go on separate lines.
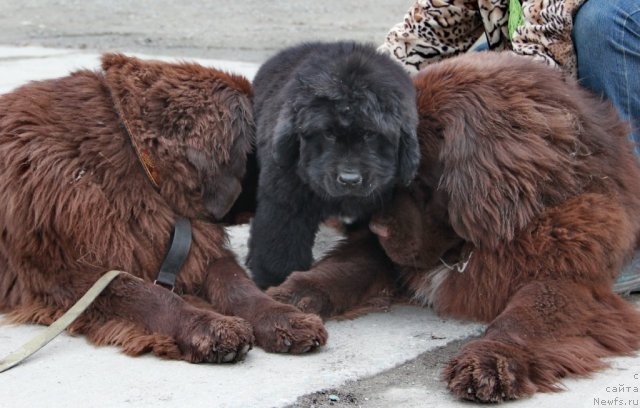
101, 53, 132, 71
272, 106, 299, 167
438, 108, 580, 249
397, 124, 420, 185
101, 53, 161, 91
101, 53, 163, 142
440, 114, 534, 249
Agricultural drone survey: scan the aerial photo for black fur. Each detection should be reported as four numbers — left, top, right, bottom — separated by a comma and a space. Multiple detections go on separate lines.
247, 41, 419, 289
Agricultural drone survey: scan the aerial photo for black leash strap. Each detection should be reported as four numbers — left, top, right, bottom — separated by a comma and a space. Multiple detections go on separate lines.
154, 217, 192, 291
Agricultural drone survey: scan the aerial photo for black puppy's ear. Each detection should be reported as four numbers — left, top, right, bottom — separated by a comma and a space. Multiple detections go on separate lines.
397, 124, 420, 185
272, 107, 299, 166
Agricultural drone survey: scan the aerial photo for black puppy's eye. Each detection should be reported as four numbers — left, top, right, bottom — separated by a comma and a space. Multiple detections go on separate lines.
324, 134, 336, 142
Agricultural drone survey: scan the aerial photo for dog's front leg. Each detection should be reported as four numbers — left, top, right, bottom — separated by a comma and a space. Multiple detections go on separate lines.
203, 255, 328, 354
78, 272, 254, 363
444, 280, 640, 402
268, 230, 398, 319
247, 192, 322, 289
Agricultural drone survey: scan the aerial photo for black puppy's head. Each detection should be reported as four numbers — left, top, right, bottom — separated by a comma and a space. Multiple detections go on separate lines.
272, 43, 419, 199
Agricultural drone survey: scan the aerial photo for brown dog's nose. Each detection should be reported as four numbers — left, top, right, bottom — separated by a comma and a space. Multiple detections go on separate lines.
337, 171, 362, 186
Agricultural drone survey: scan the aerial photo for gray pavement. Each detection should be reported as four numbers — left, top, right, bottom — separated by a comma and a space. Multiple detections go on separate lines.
0, 0, 409, 63
1, 2, 640, 406
0, 45, 639, 408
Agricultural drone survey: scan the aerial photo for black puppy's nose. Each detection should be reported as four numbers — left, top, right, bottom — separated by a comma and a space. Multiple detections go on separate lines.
337, 171, 363, 186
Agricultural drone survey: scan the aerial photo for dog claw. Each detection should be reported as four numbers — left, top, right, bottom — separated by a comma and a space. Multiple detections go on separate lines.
283, 338, 292, 347
314, 340, 320, 347
241, 344, 251, 354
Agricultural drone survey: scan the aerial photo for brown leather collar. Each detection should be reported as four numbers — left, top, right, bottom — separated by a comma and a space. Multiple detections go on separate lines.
108, 96, 193, 292
110, 95, 161, 190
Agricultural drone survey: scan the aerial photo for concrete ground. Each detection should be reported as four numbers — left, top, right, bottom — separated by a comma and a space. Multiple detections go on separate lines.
1, 2, 640, 407
1, 45, 640, 408
0, 0, 409, 63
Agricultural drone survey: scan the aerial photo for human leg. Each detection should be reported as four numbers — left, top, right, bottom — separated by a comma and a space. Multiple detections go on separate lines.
573, 0, 640, 154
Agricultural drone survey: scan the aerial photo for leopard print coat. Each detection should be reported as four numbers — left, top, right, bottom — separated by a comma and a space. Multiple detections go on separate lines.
379, 0, 586, 78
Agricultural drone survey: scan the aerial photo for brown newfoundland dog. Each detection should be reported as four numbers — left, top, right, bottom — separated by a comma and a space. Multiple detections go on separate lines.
269, 52, 640, 401
0, 54, 326, 364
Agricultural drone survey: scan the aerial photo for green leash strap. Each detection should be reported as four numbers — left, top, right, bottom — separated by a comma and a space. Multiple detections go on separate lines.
0, 270, 123, 373
508, 0, 525, 39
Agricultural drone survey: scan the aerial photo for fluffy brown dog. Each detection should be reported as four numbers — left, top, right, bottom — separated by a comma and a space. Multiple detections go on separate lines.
269, 52, 640, 401
0, 54, 326, 363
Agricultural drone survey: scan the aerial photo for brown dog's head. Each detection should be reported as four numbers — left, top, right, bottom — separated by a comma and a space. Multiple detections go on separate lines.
369, 126, 462, 268
102, 53, 254, 221
370, 187, 463, 268
370, 52, 615, 261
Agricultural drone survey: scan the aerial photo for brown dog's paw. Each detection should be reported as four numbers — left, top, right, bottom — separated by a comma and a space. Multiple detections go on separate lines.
444, 339, 537, 402
178, 308, 255, 364
251, 301, 328, 354
266, 272, 332, 316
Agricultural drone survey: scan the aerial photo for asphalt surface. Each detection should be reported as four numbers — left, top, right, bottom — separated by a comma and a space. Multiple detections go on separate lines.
0, 0, 409, 62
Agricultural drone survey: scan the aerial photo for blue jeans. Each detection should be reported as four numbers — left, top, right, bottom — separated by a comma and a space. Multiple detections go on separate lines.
574, 0, 640, 290
573, 0, 640, 156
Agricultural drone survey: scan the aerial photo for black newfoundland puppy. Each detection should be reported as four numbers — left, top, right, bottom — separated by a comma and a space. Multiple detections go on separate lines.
247, 41, 419, 288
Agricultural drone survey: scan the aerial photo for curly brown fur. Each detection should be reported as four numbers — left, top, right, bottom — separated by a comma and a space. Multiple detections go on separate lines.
269, 52, 640, 401
0, 54, 326, 363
